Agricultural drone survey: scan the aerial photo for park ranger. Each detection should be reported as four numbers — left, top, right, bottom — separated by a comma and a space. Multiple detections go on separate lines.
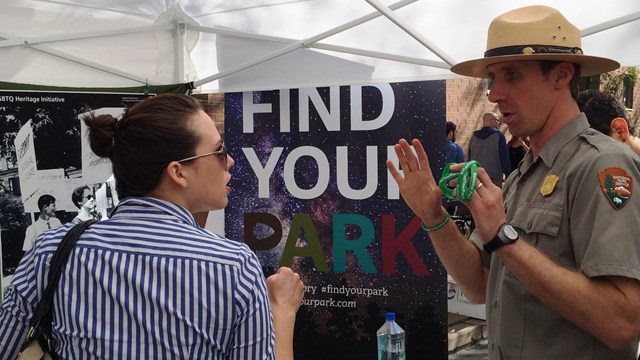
388, 5, 640, 359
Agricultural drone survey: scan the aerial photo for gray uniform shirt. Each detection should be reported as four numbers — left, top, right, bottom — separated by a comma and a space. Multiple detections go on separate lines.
471, 114, 640, 359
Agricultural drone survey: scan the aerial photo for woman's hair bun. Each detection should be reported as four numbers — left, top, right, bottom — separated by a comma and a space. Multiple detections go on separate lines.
83, 112, 119, 158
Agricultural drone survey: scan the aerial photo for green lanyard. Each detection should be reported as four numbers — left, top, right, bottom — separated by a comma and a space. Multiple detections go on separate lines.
438, 160, 481, 202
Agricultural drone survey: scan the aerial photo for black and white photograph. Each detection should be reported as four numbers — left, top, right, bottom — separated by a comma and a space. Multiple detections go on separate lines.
0, 90, 147, 291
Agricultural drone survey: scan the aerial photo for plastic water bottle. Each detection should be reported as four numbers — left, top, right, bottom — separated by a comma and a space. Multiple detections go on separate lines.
377, 312, 406, 360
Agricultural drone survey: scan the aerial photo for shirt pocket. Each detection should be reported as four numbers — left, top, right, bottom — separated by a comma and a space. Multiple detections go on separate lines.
510, 203, 562, 237
508, 203, 567, 270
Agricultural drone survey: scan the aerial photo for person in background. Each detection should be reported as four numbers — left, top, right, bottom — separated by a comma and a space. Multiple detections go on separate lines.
21, 194, 62, 252
446, 121, 464, 164
93, 175, 120, 220
0, 94, 304, 360
70, 185, 100, 224
444, 121, 466, 215
387, 5, 640, 359
506, 135, 529, 172
467, 112, 511, 187
578, 89, 640, 156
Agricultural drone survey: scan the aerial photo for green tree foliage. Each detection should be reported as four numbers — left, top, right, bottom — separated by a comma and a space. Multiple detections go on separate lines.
0, 104, 84, 169
0, 192, 29, 230
600, 67, 638, 100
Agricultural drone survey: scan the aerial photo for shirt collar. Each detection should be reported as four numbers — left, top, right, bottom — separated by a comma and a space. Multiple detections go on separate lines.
536, 113, 589, 168
110, 197, 200, 227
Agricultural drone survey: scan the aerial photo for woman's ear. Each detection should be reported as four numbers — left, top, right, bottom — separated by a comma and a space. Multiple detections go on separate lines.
164, 161, 189, 188
610, 117, 630, 143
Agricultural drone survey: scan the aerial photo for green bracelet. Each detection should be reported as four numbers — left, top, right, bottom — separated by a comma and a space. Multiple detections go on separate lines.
439, 164, 459, 200
421, 213, 451, 232
438, 161, 481, 202
457, 161, 480, 202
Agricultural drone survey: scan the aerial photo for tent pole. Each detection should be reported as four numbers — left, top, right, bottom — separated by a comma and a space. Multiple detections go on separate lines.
0, 28, 163, 85
192, 0, 416, 88
192, 24, 449, 68
0, 24, 174, 49
30, 45, 155, 85
173, 23, 186, 83
190, 0, 416, 44
313, 43, 449, 69
582, 11, 640, 36
364, 0, 456, 66
1, 33, 150, 84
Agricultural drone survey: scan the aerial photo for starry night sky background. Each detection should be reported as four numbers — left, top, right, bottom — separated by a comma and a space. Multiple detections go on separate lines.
224, 81, 448, 359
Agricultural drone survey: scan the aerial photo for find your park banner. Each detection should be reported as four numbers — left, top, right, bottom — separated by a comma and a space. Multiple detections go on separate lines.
224, 81, 448, 359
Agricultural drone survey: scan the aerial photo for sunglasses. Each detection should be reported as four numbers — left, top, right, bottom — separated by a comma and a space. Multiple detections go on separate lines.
177, 143, 228, 167
144, 143, 228, 190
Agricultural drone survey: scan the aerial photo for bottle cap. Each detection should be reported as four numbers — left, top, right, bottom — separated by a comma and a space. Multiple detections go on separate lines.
386, 312, 395, 321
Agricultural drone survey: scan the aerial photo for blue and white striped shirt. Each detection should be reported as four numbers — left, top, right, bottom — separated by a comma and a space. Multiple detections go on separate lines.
0, 197, 275, 359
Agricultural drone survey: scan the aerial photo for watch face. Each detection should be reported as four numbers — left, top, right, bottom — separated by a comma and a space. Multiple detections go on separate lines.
503, 225, 518, 241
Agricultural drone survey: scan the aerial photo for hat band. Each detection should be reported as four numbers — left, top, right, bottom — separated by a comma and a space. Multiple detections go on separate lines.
485, 44, 583, 58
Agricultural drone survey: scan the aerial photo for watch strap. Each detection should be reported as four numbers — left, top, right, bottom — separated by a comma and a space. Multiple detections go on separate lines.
483, 224, 519, 254
483, 236, 504, 254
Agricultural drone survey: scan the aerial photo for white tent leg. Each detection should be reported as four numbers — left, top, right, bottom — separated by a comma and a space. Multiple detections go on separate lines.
173, 22, 186, 83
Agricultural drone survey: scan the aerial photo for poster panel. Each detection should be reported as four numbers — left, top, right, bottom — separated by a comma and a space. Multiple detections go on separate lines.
224, 81, 448, 359
0, 230, 3, 301
13, 119, 37, 208
80, 107, 125, 185
0, 90, 147, 284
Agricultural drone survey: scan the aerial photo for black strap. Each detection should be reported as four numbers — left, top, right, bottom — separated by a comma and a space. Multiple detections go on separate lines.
29, 219, 97, 342
484, 44, 583, 58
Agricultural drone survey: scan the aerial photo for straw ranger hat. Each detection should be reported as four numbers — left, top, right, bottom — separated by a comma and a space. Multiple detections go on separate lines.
450, 5, 620, 78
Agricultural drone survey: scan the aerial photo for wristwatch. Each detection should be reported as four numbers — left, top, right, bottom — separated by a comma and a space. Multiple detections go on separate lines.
483, 224, 519, 254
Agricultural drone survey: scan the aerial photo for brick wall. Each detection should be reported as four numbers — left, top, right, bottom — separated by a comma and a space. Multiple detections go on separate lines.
446, 75, 640, 148
193, 92, 225, 135
631, 81, 640, 134
445, 78, 505, 158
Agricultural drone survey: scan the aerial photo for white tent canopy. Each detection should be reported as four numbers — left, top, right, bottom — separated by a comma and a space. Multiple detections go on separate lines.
1, 0, 639, 93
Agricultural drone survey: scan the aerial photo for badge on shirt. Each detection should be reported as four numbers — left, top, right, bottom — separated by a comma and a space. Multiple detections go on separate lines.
540, 175, 559, 196
598, 167, 632, 210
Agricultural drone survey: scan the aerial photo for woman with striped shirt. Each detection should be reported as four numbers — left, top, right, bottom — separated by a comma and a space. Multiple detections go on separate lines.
0, 94, 303, 359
